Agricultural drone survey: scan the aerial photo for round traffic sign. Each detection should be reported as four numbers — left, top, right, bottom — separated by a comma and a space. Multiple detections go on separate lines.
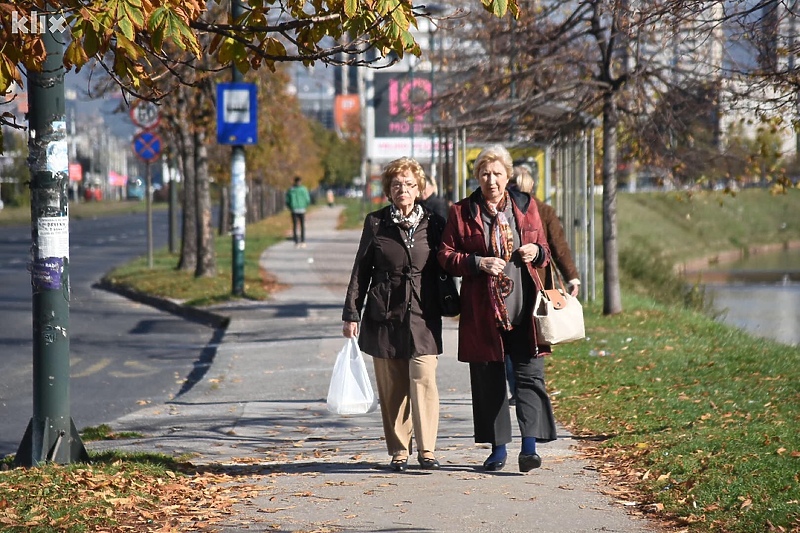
130, 100, 160, 129
132, 131, 162, 162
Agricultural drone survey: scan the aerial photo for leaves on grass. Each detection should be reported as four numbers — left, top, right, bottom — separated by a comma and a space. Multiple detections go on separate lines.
0, 461, 270, 531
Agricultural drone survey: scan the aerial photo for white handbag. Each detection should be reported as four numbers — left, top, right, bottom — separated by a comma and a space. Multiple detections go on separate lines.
326, 337, 379, 415
533, 264, 586, 345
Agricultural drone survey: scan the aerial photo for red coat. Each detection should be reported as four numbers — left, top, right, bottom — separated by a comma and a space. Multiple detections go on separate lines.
438, 189, 551, 363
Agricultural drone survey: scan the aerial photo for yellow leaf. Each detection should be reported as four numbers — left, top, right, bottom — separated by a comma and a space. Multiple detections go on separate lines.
740, 498, 752, 510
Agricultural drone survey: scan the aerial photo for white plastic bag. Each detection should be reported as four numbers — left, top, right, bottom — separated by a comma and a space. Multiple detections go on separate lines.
326, 337, 378, 415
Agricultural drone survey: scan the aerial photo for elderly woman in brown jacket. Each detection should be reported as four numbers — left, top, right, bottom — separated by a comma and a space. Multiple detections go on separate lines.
438, 144, 558, 473
342, 157, 447, 472
504, 164, 582, 405
512, 165, 580, 295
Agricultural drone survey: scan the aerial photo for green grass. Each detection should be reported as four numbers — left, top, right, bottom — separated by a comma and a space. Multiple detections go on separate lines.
0, 200, 164, 227
337, 196, 385, 230
79, 424, 142, 442
614, 189, 800, 264
548, 294, 800, 532
102, 209, 292, 305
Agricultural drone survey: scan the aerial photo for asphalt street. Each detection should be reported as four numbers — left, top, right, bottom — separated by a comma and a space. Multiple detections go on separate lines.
0, 210, 220, 457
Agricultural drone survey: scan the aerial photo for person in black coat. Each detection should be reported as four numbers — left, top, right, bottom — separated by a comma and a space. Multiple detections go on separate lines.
420, 176, 451, 221
342, 157, 446, 472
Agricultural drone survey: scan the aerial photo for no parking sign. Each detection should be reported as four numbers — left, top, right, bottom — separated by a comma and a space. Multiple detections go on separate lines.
132, 130, 162, 162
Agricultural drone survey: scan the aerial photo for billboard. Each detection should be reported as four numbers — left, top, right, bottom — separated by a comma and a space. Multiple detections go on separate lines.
334, 94, 360, 139
371, 71, 433, 160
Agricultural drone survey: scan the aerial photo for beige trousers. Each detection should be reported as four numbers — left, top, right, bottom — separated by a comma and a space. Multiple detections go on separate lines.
373, 355, 439, 457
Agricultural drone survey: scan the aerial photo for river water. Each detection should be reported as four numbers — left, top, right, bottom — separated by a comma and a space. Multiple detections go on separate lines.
702, 248, 800, 347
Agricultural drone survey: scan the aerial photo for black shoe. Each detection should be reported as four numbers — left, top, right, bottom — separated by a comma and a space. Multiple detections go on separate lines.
418, 455, 441, 470
483, 456, 507, 472
518, 453, 542, 472
390, 457, 408, 472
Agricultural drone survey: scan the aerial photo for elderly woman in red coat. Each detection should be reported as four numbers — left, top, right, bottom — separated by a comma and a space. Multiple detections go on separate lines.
438, 144, 558, 473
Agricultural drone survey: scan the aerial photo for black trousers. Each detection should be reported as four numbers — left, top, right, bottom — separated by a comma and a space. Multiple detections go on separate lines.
291, 212, 306, 243
469, 324, 558, 445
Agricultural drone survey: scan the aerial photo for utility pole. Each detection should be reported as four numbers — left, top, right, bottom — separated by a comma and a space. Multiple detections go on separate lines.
230, 0, 246, 296
428, 21, 437, 191
16, 6, 89, 466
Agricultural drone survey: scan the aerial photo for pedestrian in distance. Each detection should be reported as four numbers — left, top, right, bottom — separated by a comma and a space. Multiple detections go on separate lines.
419, 176, 451, 221
326, 189, 335, 208
342, 157, 447, 472
504, 164, 581, 404
438, 144, 558, 473
285, 176, 312, 248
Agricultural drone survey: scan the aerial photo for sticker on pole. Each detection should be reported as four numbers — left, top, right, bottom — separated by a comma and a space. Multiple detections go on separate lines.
130, 100, 160, 129
133, 131, 162, 162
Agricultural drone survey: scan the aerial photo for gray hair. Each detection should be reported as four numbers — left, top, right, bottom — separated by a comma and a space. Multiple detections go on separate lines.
513, 165, 537, 194
473, 144, 513, 181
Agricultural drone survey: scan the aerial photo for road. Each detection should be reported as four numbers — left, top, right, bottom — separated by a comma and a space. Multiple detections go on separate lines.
0, 209, 220, 457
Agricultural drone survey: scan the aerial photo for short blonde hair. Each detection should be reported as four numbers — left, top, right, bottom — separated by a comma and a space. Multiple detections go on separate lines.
381, 157, 427, 198
473, 144, 513, 182
513, 165, 535, 194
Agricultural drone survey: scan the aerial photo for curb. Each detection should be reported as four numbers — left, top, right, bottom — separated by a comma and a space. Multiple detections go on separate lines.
93, 278, 231, 330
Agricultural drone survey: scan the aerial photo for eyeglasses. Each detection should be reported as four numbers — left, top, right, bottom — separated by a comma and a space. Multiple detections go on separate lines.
390, 181, 418, 192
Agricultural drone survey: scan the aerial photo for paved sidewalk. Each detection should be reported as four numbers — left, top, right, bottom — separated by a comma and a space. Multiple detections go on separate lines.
89, 205, 657, 533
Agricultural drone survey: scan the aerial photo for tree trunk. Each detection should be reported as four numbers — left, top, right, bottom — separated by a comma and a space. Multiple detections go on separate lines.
194, 126, 216, 277
602, 92, 623, 315
219, 186, 229, 236
177, 88, 197, 272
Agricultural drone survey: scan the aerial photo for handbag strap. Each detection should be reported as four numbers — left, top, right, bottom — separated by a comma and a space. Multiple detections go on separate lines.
532, 262, 568, 310
548, 261, 569, 294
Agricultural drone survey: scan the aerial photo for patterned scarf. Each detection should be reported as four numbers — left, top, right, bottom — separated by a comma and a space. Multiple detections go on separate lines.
485, 191, 514, 331
390, 203, 423, 232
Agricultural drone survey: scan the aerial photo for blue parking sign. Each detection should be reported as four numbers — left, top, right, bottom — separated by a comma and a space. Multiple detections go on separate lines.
217, 82, 258, 145
133, 131, 162, 162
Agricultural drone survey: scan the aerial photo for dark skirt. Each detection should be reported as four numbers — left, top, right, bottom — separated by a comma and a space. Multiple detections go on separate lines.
468, 323, 558, 444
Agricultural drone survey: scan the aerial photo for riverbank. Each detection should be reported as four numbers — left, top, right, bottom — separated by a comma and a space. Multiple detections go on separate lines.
679, 241, 800, 283
610, 189, 800, 308
678, 239, 800, 273
615, 188, 800, 265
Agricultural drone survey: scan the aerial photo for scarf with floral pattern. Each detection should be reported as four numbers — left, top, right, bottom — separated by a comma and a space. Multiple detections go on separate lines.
485, 191, 514, 330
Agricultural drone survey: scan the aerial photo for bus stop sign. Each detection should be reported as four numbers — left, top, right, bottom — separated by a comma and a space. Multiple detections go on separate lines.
217, 82, 258, 145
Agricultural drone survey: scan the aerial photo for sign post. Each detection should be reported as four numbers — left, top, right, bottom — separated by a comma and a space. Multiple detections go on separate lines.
131, 112, 162, 269
217, 77, 257, 296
